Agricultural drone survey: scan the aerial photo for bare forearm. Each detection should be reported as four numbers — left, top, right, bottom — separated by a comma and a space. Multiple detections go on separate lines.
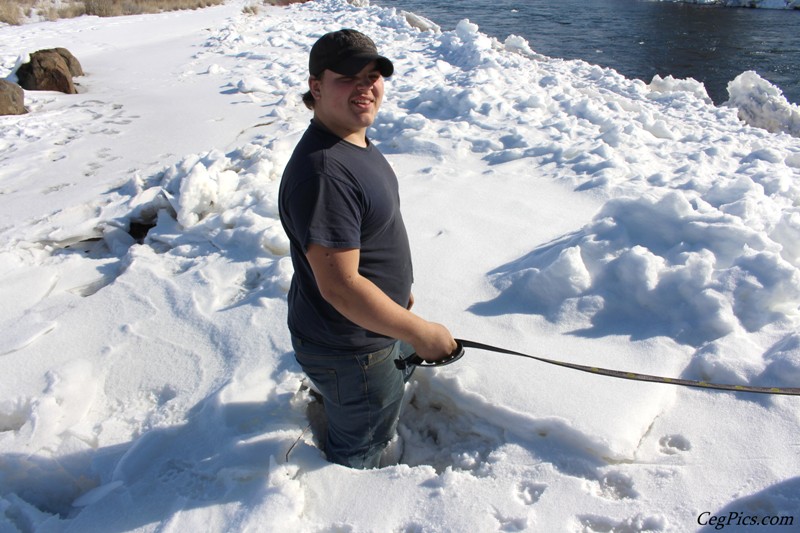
320, 273, 425, 345
307, 244, 455, 359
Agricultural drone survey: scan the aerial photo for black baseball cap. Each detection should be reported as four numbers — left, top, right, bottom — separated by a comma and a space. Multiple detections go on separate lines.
309, 29, 394, 78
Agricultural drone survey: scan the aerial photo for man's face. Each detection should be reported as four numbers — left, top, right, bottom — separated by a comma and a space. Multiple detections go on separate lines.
309, 61, 385, 145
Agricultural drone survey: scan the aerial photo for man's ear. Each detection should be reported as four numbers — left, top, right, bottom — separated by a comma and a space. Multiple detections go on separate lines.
308, 76, 322, 100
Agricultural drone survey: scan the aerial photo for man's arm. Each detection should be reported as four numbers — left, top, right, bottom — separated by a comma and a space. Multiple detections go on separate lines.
306, 243, 456, 360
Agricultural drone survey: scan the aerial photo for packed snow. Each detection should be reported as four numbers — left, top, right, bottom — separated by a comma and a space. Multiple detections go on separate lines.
2, 0, 800, 531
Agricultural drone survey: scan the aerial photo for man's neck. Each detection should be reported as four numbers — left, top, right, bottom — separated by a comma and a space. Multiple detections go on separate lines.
313, 115, 368, 148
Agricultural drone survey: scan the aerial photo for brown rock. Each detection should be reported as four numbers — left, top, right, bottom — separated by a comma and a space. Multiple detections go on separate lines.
53, 47, 84, 77
0, 80, 26, 115
16, 48, 83, 94
53, 48, 83, 77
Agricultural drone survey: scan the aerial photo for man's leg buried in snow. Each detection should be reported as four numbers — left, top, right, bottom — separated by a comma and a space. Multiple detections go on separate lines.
293, 339, 414, 469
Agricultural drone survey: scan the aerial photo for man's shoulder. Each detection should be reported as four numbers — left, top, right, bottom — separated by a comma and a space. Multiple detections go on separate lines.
283, 121, 391, 189
292, 122, 333, 154
283, 127, 331, 177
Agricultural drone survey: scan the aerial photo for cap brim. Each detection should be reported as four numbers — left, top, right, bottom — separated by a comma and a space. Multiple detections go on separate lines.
330, 54, 394, 78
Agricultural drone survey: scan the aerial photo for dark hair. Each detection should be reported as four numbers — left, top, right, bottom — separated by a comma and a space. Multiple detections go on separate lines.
302, 89, 315, 110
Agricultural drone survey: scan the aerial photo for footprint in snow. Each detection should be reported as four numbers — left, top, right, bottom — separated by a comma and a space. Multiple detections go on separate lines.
589, 470, 639, 501
492, 507, 529, 532
577, 513, 667, 532
658, 434, 691, 455
517, 481, 547, 505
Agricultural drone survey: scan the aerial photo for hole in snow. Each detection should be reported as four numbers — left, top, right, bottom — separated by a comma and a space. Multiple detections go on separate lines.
128, 220, 156, 244
395, 372, 505, 473
294, 373, 505, 474
0, 450, 100, 518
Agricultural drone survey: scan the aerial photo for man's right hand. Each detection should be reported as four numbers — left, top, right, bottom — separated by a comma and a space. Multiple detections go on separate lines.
412, 322, 457, 362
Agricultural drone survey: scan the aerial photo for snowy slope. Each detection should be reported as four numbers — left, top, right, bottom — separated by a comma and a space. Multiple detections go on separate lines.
1, 0, 800, 531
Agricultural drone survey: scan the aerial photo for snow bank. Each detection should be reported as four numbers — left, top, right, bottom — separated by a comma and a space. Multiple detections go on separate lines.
727, 71, 800, 137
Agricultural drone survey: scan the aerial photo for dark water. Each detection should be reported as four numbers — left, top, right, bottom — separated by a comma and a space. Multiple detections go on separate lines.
374, 0, 800, 105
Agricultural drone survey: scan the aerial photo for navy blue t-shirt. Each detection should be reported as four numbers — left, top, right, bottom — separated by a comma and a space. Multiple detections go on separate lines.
279, 120, 413, 353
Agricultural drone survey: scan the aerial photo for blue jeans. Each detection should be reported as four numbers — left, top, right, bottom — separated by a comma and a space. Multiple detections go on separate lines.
292, 337, 415, 469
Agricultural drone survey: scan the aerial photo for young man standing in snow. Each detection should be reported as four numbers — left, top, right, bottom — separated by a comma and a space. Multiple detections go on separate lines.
279, 29, 457, 469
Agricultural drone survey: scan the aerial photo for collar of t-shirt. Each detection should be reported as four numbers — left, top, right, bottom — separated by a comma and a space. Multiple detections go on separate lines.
310, 118, 372, 148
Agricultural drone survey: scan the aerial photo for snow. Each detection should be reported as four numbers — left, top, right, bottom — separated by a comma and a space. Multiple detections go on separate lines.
2, 0, 800, 531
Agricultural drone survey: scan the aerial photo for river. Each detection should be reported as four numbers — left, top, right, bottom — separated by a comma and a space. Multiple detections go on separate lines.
373, 0, 800, 105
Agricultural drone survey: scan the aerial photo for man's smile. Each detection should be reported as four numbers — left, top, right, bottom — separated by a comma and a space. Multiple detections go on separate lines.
351, 97, 374, 107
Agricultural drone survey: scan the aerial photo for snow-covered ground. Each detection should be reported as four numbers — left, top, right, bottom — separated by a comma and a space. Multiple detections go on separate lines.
2, 0, 800, 531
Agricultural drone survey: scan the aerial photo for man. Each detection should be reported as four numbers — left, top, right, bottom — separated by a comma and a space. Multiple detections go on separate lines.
279, 29, 456, 469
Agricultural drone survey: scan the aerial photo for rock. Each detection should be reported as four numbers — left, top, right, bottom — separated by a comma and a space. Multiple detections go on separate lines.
16, 48, 83, 94
53, 48, 84, 77
0, 80, 26, 115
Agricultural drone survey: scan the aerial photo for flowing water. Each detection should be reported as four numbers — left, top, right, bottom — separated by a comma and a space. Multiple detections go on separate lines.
374, 0, 800, 105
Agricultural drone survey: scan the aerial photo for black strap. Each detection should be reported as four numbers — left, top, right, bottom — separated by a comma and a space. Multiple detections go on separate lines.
396, 338, 800, 396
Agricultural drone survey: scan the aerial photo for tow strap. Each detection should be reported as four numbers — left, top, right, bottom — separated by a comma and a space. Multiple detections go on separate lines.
394, 339, 800, 396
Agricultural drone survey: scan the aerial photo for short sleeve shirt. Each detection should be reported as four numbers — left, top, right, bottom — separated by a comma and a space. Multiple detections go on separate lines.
279, 120, 413, 352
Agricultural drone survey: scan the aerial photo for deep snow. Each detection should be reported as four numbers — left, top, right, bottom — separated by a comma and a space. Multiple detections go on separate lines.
1, 0, 800, 531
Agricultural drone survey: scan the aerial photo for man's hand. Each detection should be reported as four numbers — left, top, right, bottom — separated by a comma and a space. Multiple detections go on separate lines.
410, 321, 457, 362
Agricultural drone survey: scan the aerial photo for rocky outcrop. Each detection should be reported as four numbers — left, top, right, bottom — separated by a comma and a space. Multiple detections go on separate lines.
16, 48, 83, 94
0, 80, 26, 115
